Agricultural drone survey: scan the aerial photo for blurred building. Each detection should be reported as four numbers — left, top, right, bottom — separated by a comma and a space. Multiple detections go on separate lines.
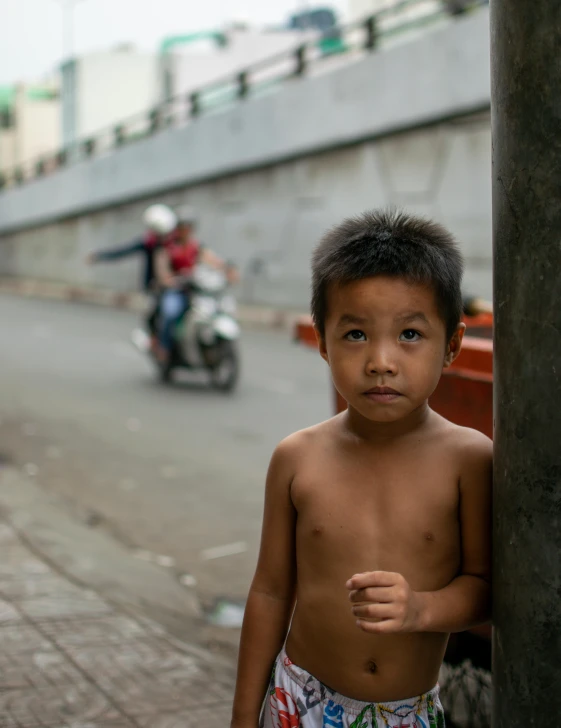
0, 84, 60, 175
60, 26, 327, 144
61, 46, 159, 147
288, 6, 338, 31
160, 25, 320, 102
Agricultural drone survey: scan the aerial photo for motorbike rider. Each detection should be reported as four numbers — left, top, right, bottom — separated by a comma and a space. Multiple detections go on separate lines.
153, 205, 233, 364
86, 204, 178, 337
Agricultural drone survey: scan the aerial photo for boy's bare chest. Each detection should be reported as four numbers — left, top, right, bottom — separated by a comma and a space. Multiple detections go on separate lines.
291, 448, 460, 586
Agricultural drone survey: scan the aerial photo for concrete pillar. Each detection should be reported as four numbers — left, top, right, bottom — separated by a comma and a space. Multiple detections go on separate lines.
491, 0, 561, 725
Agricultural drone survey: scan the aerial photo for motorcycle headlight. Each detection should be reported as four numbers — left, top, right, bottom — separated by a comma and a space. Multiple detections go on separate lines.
219, 295, 237, 316
194, 297, 217, 317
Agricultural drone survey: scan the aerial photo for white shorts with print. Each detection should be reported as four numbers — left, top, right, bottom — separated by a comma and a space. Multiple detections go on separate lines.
260, 648, 445, 728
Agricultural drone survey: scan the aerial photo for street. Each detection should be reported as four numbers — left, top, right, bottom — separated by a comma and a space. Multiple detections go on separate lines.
0, 296, 493, 727
0, 294, 330, 651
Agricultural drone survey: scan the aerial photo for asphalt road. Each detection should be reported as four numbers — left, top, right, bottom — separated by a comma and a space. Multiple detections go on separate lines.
0, 295, 330, 615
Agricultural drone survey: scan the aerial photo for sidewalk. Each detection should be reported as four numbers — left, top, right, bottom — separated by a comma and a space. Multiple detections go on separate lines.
0, 471, 235, 727
0, 276, 306, 332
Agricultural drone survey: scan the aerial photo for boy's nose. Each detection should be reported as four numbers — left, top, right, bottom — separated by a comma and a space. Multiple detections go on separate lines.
365, 348, 397, 375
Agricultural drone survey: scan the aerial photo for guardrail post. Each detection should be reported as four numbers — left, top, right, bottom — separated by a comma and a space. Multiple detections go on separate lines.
83, 138, 96, 157
365, 16, 378, 50
164, 103, 174, 128
114, 125, 126, 147
149, 109, 161, 134
442, 0, 472, 15
238, 71, 249, 99
294, 45, 307, 76
189, 92, 200, 119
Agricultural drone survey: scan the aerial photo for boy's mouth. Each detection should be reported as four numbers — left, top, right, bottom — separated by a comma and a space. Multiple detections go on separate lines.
363, 386, 402, 402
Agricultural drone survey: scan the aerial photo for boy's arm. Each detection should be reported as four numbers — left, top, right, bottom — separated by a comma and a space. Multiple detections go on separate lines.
231, 438, 298, 727
349, 433, 492, 634
416, 433, 493, 631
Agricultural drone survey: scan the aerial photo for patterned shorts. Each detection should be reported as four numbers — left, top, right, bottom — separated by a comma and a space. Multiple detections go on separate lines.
260, 648, 445, 728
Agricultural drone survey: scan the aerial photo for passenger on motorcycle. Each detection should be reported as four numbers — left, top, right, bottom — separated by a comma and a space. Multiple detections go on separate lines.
153, 206, 230, 364
86, 204, 177, 336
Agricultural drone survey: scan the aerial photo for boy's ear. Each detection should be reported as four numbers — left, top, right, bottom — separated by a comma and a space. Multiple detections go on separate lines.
315, 329, 329, 363
443, 323, 466, 368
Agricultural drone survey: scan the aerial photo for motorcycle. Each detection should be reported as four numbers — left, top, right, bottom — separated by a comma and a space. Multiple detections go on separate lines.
132, 265, 241, 392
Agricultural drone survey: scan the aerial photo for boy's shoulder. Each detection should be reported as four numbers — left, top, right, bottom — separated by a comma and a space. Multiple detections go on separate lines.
429, 411, 493, 466
272, 415, 343, 465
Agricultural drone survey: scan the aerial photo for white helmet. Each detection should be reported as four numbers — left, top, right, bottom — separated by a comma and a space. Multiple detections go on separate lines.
143, 204, 177, 235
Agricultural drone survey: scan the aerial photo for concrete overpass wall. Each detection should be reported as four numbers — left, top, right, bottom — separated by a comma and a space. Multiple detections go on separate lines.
0, 8, 492, 309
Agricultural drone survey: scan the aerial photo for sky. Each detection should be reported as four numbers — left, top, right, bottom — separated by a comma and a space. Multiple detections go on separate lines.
1, 0, 349, 85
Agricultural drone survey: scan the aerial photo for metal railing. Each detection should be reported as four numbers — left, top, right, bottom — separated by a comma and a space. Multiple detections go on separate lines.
0, 0, 486, 191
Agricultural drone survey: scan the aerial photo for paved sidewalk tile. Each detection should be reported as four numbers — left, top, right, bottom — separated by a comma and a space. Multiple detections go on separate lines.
0, 521, 234, 727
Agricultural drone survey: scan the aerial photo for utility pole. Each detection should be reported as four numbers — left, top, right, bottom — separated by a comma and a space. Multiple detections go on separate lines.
491, 0, 561, 724
53, 0, 85, 61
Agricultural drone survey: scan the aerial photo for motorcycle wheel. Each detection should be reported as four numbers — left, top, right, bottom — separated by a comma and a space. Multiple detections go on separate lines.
158, 360, 174, 384
157, 344, 179, 384
210, 339, 239, 393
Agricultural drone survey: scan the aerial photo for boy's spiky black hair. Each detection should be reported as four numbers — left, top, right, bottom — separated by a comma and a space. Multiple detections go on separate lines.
311, 209, 464, 340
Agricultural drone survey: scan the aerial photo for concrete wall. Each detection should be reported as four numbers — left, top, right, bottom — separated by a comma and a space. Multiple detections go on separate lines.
0, 8, 492, 309
0, 111, 492, 306
0, 8, 490, 233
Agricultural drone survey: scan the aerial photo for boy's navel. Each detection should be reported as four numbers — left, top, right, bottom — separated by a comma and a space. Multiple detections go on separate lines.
423, 531, 435, 542
312, 526, 323, 537
365, 659, 378, 675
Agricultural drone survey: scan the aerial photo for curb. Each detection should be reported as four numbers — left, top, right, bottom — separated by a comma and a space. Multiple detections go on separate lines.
0, 277, 306, 332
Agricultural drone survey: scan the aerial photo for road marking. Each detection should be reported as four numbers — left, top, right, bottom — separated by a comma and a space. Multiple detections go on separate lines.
180, 574, 197, 587
156, 555, 175, 568
132, 550, 175, 568
200, 541, 248, 561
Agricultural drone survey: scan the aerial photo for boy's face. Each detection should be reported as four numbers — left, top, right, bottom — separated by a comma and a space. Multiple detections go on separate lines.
318, 276, 464, 424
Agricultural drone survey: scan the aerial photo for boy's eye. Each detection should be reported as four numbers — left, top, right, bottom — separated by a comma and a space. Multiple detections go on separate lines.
345, 330, 366, 342
399, 329, 421, 342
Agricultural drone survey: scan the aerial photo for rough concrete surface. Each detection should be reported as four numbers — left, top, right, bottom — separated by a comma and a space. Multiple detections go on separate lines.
0, 493, 235, 727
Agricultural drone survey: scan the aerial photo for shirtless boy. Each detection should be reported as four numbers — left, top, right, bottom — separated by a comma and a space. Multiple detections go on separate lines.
231, 210, 492, 727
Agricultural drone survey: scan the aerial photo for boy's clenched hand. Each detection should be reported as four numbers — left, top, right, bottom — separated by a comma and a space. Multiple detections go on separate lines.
346, 571, 424, 634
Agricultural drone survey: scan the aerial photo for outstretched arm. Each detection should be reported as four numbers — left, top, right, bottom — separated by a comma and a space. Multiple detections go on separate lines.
88, 238, 145, 263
